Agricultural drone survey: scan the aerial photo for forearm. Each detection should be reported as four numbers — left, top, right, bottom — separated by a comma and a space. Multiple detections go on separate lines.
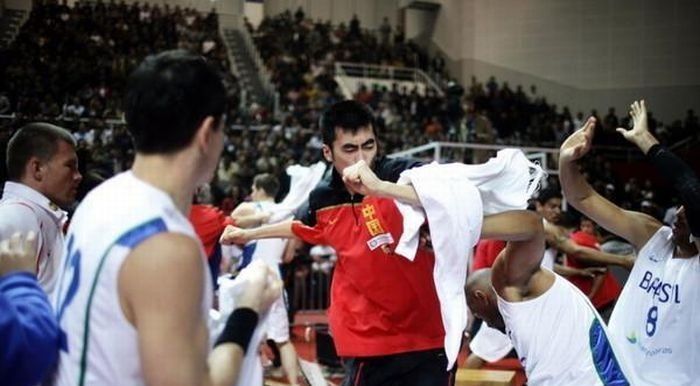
647, 144, 700, 236
208, 344, 244, 386
481, 211, 543, 241
245, 220, 295, 239
374, 181, 422, 206
559, 158, 595, 208
573, 246, 633, 269
630, 131, 659, 154
232, 213, 267, 229
553, 264, 582, 277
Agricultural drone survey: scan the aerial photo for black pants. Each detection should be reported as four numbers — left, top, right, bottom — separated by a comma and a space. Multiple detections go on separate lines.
341, 348, 455, 386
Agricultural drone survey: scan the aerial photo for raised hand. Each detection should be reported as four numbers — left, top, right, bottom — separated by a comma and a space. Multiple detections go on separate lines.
559, 117, 597, 163
616, 100, 659, 153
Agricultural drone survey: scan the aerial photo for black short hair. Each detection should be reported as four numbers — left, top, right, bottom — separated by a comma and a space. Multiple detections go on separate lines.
319, 100, 376, 146
124, 50, 226, 154
536, 186, 563, 204
6, 122, 76, 181
253, 173, 280, 198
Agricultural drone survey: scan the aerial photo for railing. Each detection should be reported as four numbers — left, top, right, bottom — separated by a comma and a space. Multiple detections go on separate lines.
389, 141, 561, 175
334, 61, 445, 98
238, 20, 280, 117
0, 114, 274, 131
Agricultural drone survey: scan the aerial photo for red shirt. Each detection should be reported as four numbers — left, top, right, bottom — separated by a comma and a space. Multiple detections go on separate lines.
472, 239, 506, 270
189, 204, 234, 259
292, 194, 444, 357
566, 230, 622, 309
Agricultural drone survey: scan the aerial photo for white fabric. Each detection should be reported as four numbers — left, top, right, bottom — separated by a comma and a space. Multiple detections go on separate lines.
469, 245, 558, 363
246, 201, 288, 267
267, 161, 326, 223
541, 246, 557, 270
497, 271, 614, 386
0, 181, 68, 295
53, 172, 212, 386
608, 226, 700, 386
243, 201, 291, 345
394, 149, 544, 369
469, 323, 512, 363
215, 263, 271, 386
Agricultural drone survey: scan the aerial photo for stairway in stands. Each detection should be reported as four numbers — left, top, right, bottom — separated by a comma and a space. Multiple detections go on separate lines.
0, 8, 27, 49
223, 28, 274, 111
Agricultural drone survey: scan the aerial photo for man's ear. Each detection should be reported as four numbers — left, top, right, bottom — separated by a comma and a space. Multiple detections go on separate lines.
474, 289, 489, 305
322, 144, 333, 163
195, 116, 217, 151
27, 157, 45, 183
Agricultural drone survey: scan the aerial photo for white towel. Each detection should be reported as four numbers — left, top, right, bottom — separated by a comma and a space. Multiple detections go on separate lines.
394, 149, 544, 369
211, 261, 272, 386
267, 161, 327, 223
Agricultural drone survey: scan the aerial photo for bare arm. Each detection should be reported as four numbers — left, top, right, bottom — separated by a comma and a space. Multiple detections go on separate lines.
119, 233, 243, 386
220, 220, 295, 245
480, 211, 545, 289
559, 117, 660, 250
619, 100, 700, 251
230, 203, 271, 229
544, 222, 634, 270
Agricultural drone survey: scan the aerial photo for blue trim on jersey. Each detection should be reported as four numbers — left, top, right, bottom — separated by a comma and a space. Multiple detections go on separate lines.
589, 318, 629, 386
239, 242, 257, 270
116, 218, 168, 248
76, 217, 168, 386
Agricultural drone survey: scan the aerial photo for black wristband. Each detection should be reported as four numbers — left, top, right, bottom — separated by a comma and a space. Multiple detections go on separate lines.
215, 308, 259, 353
645, 143, 662, 157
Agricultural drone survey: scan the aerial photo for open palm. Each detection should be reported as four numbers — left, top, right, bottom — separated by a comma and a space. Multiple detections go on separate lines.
616, 100, 649, 142
559, 117, 596, 163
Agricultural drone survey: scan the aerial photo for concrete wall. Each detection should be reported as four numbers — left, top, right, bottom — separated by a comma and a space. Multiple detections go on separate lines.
428, 0, 700, 122
263, 0, 399, 30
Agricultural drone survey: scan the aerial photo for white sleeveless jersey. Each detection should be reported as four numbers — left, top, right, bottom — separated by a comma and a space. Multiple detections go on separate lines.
240, 201, 288, 272
497, 270, 630, 386
470, 247, 558, 362
540, 246, 556, 270
607, 226, 700, 385
52, 172, 213, 386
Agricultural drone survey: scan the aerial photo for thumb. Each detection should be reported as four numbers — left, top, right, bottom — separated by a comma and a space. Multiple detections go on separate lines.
615, 128, 628, 137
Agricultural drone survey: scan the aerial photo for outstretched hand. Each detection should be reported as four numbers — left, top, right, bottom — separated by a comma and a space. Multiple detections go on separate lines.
616, 100, 659, 153
559, 117, 596, 163
220, 225, 250, 245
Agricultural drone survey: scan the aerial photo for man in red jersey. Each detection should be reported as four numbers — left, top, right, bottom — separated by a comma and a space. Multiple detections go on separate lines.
221, 100, 453, 386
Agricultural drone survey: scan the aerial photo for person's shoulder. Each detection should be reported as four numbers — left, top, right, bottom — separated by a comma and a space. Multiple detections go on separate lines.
0, 201, 41, 233
375, 156, 424, 182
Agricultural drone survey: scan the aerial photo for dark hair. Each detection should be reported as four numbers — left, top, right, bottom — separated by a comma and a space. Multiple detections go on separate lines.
124, 50, 226, 154
319, 100, 376, 146
6, 122, 76, 181
536, 187, 562, 204
253, 173, 280, 198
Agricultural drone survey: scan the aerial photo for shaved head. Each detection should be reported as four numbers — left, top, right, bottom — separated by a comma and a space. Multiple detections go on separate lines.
465, 268, 505, 332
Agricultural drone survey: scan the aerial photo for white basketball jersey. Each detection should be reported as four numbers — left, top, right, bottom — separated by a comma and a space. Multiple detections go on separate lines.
607, 226, 700, 385
52, 171, 212, 386
241, 201, 287, 271
497, 270, 630, 386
